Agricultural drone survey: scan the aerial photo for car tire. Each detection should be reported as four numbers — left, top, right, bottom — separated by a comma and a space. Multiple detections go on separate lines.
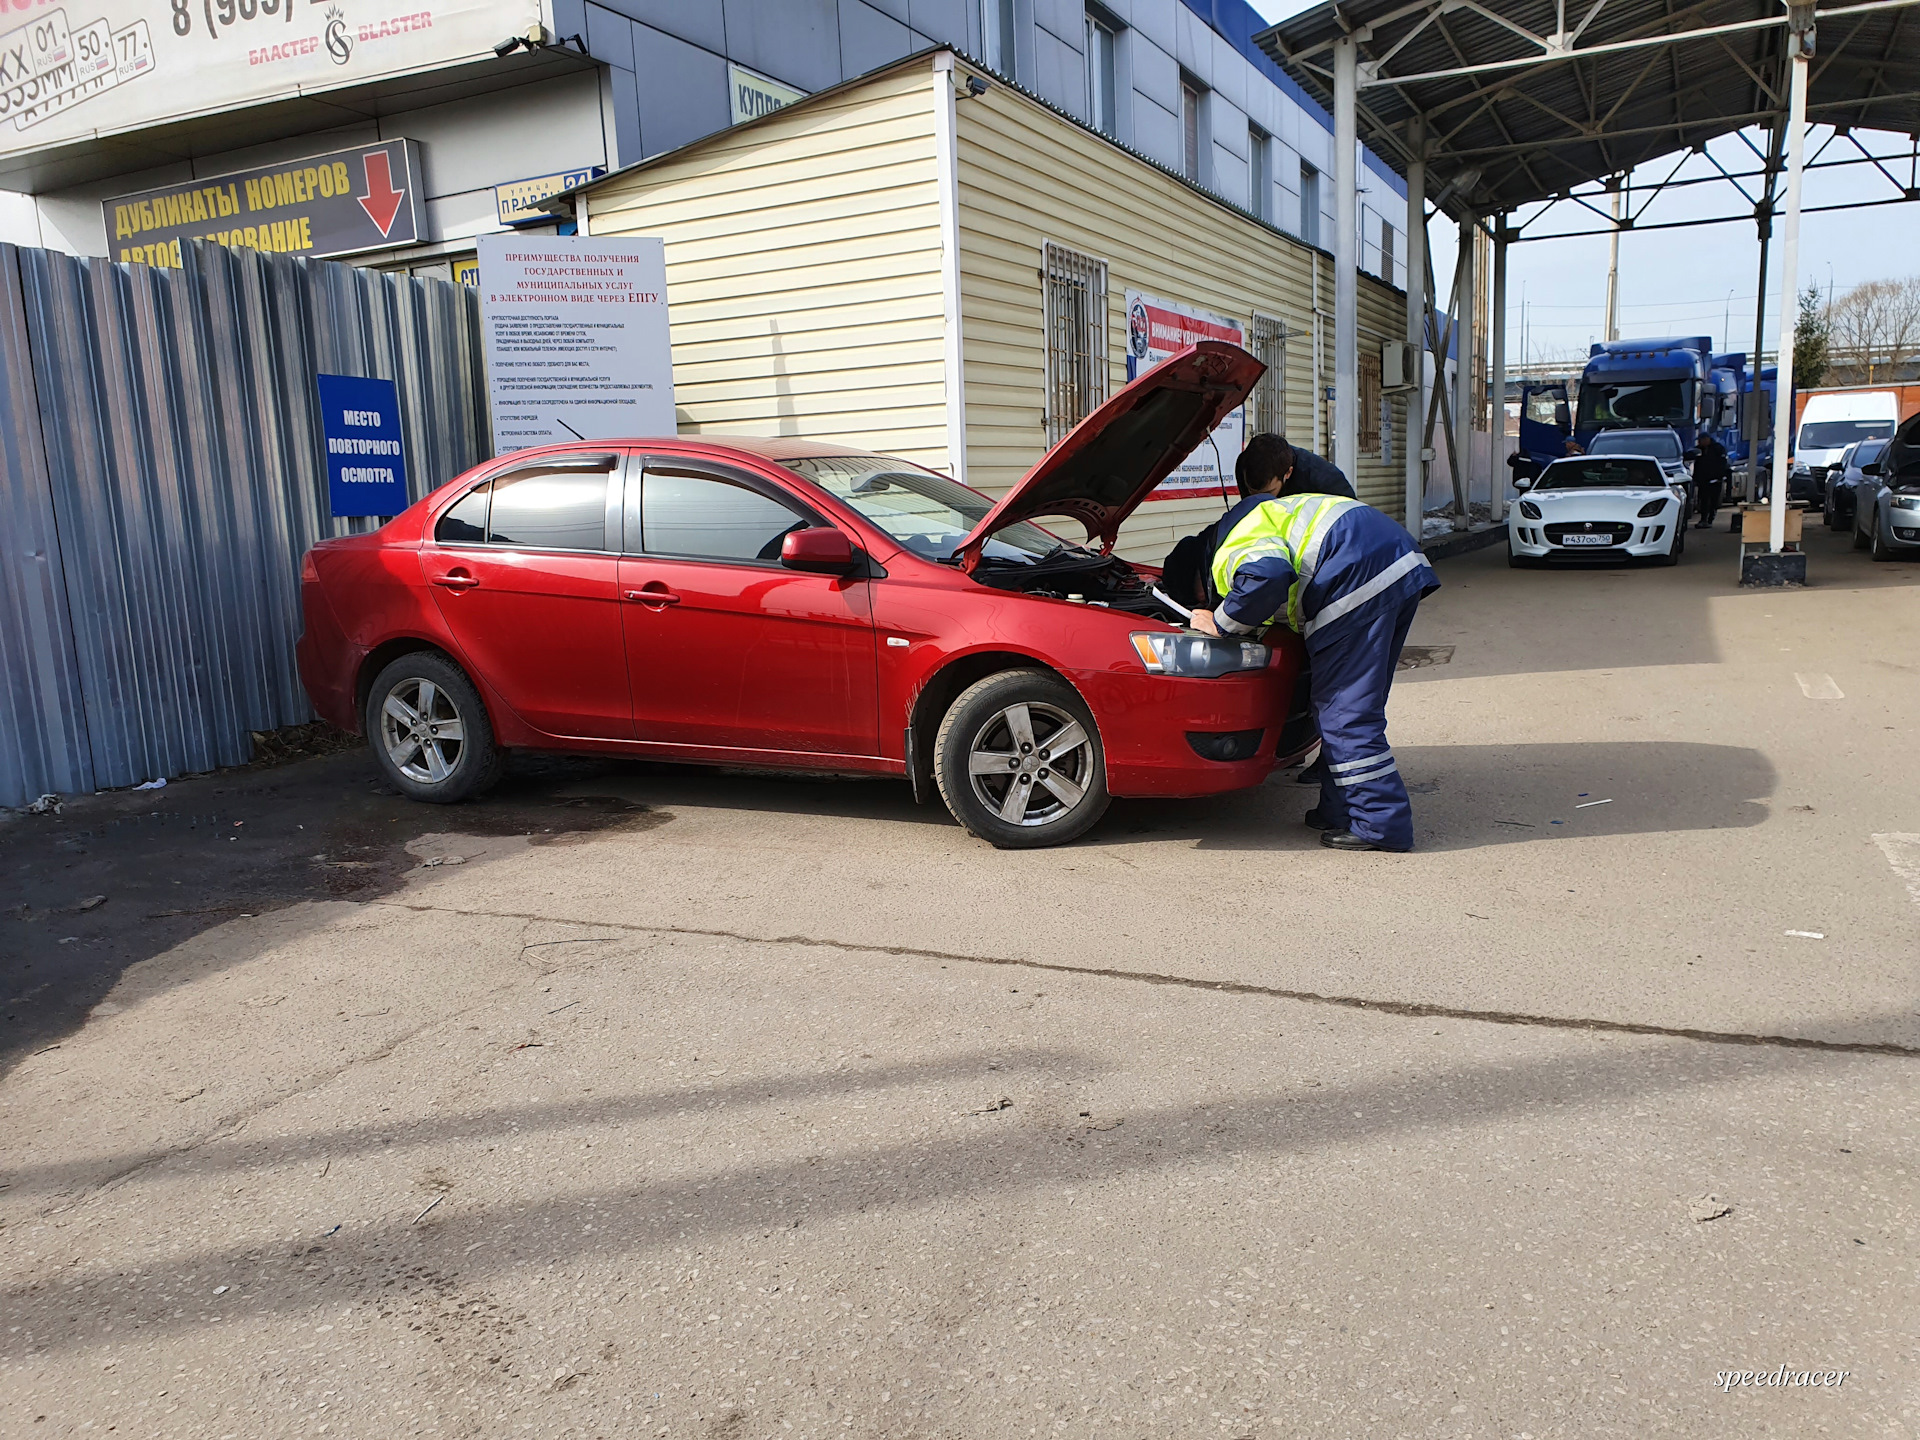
1824, 494, 1838, 528
1870, 520, 1895, 562
934, 668, 1110, 849
1853, 510, 1872, 550
365, 651, 505, 804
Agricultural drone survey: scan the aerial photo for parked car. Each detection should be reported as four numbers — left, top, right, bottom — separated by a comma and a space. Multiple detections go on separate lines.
1583, 427, 1695, 518
1851, 412, 1920, 562
296, 342, 1313, 848
1507, 454, 1688, 567
1823, 439, 1884, 529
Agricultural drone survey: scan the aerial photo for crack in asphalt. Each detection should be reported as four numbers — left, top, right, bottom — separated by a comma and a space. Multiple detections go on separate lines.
372, 902, 1920, 1059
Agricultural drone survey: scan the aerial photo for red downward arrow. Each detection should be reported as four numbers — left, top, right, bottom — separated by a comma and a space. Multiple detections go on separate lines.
357, 150, 406, 237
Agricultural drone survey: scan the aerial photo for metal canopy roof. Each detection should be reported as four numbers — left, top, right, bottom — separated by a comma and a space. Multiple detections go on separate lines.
1253, 0, 1920, 218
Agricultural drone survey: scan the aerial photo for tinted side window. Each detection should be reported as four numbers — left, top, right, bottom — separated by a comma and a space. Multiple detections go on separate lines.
642, 469, 806, 561
435, 481, 490, 543
487, 468, 609, 550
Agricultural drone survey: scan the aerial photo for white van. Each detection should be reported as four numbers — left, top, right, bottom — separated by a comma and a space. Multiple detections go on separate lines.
1790, 390, 1900, 503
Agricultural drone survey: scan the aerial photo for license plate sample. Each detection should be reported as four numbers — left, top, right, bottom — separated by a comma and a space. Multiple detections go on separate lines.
1560, 532, 1611, 546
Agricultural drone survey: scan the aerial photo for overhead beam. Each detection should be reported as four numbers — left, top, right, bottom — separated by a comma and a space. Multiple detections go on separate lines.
1342, 0, 1920, 90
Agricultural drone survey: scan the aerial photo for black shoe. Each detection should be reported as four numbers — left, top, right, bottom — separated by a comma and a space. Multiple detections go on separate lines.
1320, 829, 1386, 851
1303, 808, 1333, 831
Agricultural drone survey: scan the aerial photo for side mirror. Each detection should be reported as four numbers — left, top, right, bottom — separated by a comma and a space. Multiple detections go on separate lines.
1861, 462, 1882, 476
781, 526, 857, 575
1683, 449, 1699, 461
1512, 476, 1533, 492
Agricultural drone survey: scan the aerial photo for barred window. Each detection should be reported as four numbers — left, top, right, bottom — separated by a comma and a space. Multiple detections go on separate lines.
1247, 313, 1287, 437
1042, 241, 1109, 447
1359, 349, 1383, 456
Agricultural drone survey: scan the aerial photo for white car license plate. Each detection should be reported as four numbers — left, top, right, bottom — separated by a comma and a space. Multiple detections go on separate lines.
1561, 532, 1611, 546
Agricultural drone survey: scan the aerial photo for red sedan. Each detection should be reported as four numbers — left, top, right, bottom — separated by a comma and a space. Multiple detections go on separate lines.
295, 342, 1308, 847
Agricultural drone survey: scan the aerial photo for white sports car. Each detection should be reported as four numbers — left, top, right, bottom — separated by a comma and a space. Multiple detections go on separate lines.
1508, 454, 1689, 567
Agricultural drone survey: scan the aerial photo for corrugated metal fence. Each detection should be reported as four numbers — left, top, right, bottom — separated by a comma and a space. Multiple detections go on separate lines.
0, 241, 489, 809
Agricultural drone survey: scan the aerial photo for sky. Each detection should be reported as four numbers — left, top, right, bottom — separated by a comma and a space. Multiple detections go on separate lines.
1246, 0, 1920, 367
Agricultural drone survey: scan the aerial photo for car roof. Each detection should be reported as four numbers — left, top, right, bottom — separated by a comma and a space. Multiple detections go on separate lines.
1550, 453, 1664, 464
589, 434, 884, 461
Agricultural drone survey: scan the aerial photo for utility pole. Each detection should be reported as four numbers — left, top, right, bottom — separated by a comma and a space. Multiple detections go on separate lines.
1604, 179, 1623, 343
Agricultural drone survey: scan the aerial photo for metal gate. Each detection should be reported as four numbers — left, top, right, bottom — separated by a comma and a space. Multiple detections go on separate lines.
0, 241, 490, 809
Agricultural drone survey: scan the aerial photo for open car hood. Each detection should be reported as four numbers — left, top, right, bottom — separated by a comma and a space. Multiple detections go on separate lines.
955, 341, 1264, 573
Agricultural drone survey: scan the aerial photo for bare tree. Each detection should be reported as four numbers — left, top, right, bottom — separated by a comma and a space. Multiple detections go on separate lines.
1825, 275, 1920, 384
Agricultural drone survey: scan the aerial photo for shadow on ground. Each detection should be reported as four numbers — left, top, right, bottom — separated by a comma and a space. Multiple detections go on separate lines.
0, 746, 672, 1075
1, 1014, 1904, 1361
3, 730, 1777, 1073
1406, 516, 1920, 681
1087, 740, 1774, 853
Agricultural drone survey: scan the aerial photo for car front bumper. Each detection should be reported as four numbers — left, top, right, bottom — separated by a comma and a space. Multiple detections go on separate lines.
1072, 663, 1294, 798
1507, 520, 1677, 560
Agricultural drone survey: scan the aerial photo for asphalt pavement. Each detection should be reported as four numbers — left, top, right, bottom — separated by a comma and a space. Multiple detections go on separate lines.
2, 517, 1915, 1439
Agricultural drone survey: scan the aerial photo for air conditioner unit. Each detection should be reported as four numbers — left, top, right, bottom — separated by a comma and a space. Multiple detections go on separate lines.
1382, 341, 1419, 391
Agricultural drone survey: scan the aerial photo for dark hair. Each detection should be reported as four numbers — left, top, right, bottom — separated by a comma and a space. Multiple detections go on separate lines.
1235, 433, 1294, 495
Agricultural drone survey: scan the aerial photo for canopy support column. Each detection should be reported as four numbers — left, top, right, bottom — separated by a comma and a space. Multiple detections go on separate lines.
1404, 121, 1427, 540
1746, 220, 1771, 503
1490, 216, 1508, 522
1333, 34, 1359, 475
1766, 7, 1812, 556
1745, 119, 1784, 505
1452, 216, 1476, 527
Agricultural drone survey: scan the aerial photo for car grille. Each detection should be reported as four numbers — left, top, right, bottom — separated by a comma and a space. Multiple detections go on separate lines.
1544, 521, 1633, 545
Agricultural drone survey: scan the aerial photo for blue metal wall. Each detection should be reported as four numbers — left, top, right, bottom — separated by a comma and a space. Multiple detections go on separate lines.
0, 242, 489, 809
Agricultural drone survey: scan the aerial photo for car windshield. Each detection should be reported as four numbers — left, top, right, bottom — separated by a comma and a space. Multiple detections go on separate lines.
1587, 430, 1682, 460
1577, 379, 1690, 430
780, 454, 1065, 564
1536, 457, 1667, 490
1800, 419, 1891, 450
1854, 440, 1887, 466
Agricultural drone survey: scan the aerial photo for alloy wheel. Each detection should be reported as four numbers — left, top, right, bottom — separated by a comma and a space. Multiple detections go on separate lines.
966, 701, 1094, 827
379, 677, 466, 784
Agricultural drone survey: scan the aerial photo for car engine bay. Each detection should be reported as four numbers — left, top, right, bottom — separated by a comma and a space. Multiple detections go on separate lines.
970, 547, 1188, 624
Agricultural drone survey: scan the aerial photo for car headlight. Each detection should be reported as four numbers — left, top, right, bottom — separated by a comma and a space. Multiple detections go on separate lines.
1130, 631, 1270, 677
1637, 498, 1669, 517
1519, 500, 1543, 520
1893, 495, 1920, 511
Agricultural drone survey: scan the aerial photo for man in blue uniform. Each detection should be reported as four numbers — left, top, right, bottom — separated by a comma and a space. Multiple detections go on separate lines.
1190, 474, 1439, 852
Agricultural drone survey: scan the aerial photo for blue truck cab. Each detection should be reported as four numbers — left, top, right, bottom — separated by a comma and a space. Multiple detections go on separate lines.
1517, 338, 1775, 472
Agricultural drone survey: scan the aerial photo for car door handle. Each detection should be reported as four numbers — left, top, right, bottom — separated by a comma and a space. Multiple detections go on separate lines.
625, 586, 680, 606
432, 570, 480, 591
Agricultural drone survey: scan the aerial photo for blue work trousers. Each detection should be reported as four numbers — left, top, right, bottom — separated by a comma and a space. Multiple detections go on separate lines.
1309, 594, 1422, 850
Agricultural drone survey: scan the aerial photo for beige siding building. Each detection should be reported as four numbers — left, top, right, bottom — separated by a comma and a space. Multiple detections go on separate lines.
580, 50, 1410, 561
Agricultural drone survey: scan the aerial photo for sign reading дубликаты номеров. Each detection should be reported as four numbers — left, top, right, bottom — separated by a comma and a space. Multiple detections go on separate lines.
317, 374, 409, 518
476, 235, 674, 454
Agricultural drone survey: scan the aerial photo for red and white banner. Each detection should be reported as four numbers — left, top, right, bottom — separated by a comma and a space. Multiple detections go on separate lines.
1124, 289, 1246, 500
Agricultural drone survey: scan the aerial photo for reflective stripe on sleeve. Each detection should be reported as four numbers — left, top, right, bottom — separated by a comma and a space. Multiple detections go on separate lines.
1301, 550, 1432, 638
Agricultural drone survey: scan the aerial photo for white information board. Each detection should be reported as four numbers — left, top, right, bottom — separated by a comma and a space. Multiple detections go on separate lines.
477, 234, 675, 453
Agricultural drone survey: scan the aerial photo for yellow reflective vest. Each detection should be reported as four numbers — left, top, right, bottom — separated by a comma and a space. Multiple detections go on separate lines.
1209, 493, 1364, 632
